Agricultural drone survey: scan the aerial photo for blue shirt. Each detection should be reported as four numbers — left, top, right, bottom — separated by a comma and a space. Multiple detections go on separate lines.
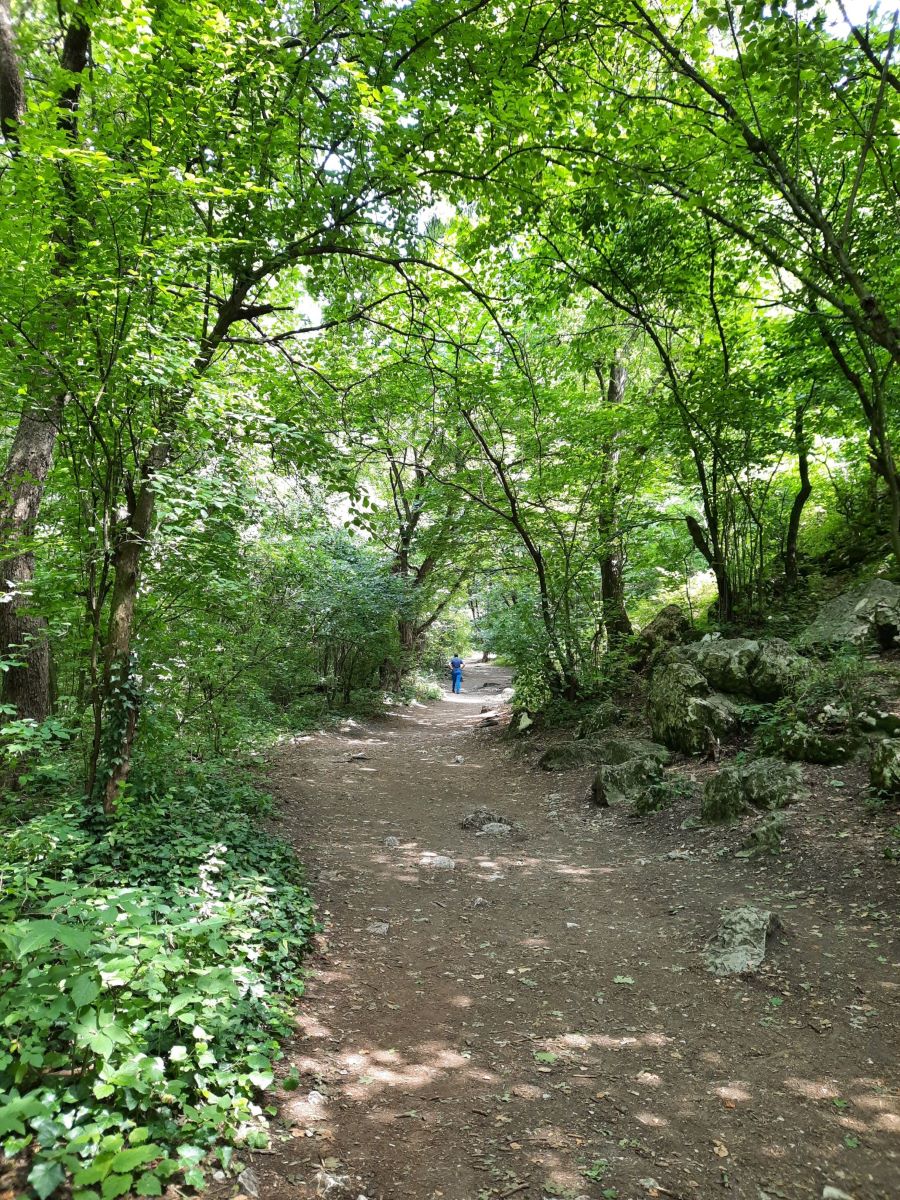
450, 657, 463, 672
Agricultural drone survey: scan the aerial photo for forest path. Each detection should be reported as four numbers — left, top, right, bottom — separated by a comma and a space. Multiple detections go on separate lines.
252, 662, 899, 1200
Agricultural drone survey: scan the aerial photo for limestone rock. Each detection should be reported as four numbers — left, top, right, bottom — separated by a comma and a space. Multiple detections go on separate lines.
589, 737, 671, 808
635, 603, 693, 664
701, 757, 806, 823
870, 738, 900, 795
800, 578, 900, 651
595, 736, 671, 766
647, 657, 741, 754
591, 755, 664, 807
705, 906, 781, 975
478, 821, 513, 836
681, 635, 802, 700
237, 1169, 260, 1198
383, 836, 400, 849
775, 721, 858, 765
857, 707, 900, 737
742, 811, 787, 856
419, 853, 455, 871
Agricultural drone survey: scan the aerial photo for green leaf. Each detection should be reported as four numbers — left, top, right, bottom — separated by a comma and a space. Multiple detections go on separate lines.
100, 1174, 132, 1200
134, 1175, 163, 1197
111, 1146, 161, 1172
28, 1161, 66, 1200
71, 974, 101, 1008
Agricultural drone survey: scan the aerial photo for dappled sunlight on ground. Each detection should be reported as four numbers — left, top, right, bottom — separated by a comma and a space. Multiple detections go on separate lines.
256, 661, 900, 1200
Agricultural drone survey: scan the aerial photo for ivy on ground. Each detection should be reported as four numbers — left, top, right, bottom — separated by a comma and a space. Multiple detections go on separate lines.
0, 775, 316, 1198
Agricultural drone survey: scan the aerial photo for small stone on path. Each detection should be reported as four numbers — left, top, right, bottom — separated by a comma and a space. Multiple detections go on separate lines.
237, 1168, 260, 1198
383, 836, 400, 848
366, 920, 390, 936
478, 821, 513, 836
419, 853, 455, 871
705, 906, 781, 975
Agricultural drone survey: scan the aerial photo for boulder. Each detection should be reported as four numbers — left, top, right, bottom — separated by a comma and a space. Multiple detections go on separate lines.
419, 853, 455, 871
741, 811, 788, 856
589, 737, 671, 808
594, 736, 671, 766
701, 757, 806, 823
800, 578, 900, 651
775, 721, 858, 765
647, 657, 741, 754
704, 906, 781, 975
634, 603, 693, 663
870, 738, 900, 795
592, 755, 664, 807
681, 636, 802, 700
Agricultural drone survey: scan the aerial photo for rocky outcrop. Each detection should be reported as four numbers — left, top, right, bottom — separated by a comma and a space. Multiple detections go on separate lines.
634, 603, 693, 664
870, 738, 900, 796
680, 636, 802, 700
647, 657, 741, 754
701, 757, 806, 822
800, 579, 900, 652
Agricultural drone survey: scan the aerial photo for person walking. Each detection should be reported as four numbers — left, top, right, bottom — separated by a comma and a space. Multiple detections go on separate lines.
449, 653, 464, 694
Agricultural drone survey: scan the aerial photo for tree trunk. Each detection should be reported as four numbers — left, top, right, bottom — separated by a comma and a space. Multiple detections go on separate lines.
785, 404, 812, 588
685, 513, 733, 622
0, 399, 63, 720
600, 553, 633, 648
596, 357, 633, 648
95, 442, 167, 811
0, 0, 25, 142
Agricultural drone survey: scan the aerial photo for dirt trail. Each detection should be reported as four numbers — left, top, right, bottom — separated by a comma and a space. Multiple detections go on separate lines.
253, 662, 899, 1200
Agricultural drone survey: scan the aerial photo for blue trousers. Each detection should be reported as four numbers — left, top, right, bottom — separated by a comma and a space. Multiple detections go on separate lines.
451, 670, 462, 693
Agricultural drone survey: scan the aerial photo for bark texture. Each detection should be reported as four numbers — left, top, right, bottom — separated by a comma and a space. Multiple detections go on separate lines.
0, 401, 63, 720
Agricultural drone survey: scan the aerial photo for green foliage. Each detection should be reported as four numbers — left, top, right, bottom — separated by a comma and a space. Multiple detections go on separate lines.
0, 776, 316, 1196
0, 714, 72, 802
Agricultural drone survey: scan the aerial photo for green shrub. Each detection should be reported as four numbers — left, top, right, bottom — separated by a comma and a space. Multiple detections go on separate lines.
0, 776, 316, 1198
